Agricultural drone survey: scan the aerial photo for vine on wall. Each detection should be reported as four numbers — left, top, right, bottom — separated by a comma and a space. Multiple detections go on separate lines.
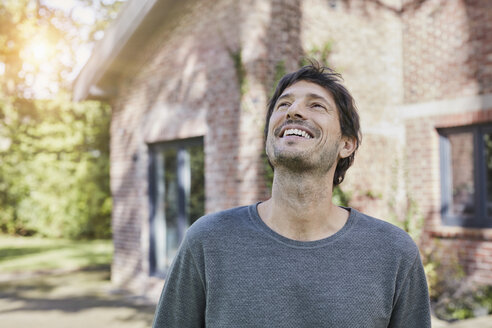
300, 41, 333, 67
228, 48, 248, 97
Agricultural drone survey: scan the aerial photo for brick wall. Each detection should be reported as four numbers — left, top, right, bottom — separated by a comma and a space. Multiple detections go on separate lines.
110, 0, 242, 297
402, 0, 492, 285
107, 0, 492, 297
109, 0, 306, 299
108, 0, 412, 298
403, 0, 492, 103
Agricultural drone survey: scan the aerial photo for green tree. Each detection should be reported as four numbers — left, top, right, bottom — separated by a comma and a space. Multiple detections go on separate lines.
0, 0, 124, 238
0, 94, 112, 238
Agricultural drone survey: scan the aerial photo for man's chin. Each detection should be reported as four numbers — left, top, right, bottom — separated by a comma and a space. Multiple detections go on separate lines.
270, 153, 315, 172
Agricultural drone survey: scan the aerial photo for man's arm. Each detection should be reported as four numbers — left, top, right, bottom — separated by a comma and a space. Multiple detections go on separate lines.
388, 252, 431, 328
152, 237, 206, 328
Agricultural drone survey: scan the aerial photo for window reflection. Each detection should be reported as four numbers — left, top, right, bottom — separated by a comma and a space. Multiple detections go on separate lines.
150, 139, 205, 275
449, 132, 475, 218
188, 144, 205, 225
484, 133, 492, 217
163, 148, 179, 266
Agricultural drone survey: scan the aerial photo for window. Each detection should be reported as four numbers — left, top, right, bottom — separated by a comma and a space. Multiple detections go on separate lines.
149, 137, 205, 276
439, 125, 492, 228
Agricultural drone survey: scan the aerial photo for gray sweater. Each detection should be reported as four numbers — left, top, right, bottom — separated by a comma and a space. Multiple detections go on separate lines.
152, 203, 431, 328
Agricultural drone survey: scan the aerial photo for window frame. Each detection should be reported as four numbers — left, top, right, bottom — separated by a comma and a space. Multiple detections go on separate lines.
148, 137, 204, 277
439, 125, 492, 228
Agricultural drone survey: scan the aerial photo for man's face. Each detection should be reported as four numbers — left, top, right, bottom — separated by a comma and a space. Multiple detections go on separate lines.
266, 80, 343, 174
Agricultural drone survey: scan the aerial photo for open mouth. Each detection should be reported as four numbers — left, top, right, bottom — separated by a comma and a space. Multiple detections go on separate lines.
282, 128, 313, 139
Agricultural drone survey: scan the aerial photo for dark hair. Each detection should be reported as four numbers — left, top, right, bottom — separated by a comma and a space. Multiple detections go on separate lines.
265, 61, 361, 186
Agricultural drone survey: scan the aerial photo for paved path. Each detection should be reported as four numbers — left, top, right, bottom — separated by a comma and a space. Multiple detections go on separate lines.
0, 268, 156, 328
433, 315, 492, 328
0, 268, 491, 328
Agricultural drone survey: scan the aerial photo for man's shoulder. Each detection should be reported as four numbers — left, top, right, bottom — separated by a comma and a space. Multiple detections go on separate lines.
185, 204, 253, 241
351, 209, 420, 259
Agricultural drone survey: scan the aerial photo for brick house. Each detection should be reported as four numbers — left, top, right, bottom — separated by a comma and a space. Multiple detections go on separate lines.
74, 0, 492, 299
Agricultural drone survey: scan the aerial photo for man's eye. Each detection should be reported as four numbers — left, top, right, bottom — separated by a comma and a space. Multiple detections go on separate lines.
311, 103, 325, 110
277, 103, 290, 110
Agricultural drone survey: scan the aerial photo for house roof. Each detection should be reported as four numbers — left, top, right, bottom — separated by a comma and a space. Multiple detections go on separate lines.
72, 0, 181, 101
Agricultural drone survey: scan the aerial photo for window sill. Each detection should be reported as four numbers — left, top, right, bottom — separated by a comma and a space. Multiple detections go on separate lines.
430, 226, 492, 241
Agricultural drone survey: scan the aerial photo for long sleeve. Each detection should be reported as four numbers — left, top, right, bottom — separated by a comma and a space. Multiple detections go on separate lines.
388, 252, 431, 328
152, 237, 206, 328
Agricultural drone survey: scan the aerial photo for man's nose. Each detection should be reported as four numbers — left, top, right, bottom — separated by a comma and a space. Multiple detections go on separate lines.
286, 101, 306, 119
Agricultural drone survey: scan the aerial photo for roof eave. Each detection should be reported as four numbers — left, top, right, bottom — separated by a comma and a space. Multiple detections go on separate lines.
72, 0, 159, 101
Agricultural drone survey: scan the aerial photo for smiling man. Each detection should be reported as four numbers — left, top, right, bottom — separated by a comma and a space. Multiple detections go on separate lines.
152, 63, 431, 328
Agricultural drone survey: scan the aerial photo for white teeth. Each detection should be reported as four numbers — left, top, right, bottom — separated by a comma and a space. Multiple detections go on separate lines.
283, 128, 312, 139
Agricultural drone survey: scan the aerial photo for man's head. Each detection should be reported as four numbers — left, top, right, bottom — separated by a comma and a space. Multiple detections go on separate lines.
264, 62, 361, 186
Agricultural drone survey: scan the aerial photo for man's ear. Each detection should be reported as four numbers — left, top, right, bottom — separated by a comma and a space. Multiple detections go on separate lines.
339, 136, 357, 159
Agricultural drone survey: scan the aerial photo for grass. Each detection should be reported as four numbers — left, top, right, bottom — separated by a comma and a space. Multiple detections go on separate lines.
0, 234, 112, 273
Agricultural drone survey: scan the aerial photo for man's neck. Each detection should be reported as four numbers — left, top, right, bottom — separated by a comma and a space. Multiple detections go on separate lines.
257, 167, 349, 241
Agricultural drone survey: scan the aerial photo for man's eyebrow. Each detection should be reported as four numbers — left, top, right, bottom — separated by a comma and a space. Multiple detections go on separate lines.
306, 93, 335, 109
306, 93, 328, 102
276, 92, 334, 109
276, 93, 293, 102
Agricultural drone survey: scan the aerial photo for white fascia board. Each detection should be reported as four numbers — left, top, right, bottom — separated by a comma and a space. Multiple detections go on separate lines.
72, 0, 159, 101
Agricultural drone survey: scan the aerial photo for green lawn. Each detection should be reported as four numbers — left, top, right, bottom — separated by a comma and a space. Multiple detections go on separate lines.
0, 234, 112, 272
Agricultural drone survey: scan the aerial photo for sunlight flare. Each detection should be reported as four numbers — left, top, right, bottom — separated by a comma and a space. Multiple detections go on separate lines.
21, 36, 54, 66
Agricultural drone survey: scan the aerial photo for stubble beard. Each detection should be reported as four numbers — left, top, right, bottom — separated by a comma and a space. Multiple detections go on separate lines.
266, 138, 340, 176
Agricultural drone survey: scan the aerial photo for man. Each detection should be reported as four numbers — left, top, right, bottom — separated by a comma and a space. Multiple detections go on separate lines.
152, 63, 431, 327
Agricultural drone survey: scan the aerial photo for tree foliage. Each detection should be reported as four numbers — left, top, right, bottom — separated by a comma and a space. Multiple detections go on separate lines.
0, 0, 125, 97
0, 0, 124, 238
0, 93, 112, 238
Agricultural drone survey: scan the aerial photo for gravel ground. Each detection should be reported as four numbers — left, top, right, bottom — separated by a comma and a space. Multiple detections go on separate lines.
0, 267, 491, 328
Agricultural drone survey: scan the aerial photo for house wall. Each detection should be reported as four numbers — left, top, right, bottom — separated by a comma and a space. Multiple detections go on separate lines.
402, 0, 492, 285
109, 0, 408, 299
109, 0, 306, 298
108, 0, 492, 299
110, 0, 243, 297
